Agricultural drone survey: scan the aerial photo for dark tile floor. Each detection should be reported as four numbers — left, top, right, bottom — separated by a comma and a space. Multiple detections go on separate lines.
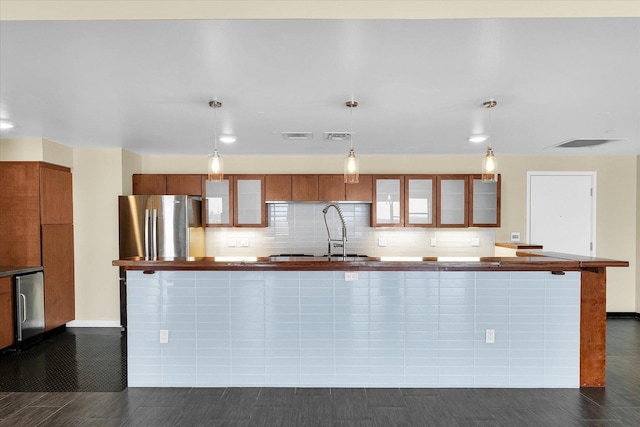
0, 319, 638, 426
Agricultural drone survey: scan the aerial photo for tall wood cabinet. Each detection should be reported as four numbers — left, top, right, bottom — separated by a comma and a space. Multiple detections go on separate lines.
0, 162, 75, 331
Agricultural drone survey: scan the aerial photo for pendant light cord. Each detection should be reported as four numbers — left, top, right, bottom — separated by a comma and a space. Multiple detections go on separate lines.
214, 102, 218, 152
349, 101, 354, 150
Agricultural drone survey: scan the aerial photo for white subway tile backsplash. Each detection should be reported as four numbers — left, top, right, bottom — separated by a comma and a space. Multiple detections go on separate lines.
205, 202, 495, 256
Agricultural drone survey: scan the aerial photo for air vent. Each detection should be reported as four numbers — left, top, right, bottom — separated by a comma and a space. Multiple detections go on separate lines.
553, 138, 626, 148
281, 132, 313, 140
324, 132, 352, 141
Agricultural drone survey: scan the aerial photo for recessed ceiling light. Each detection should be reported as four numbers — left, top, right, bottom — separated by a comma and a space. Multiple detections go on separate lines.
218, 135, 236, 144
0, 120, 15, 130
468, 134, 488, 143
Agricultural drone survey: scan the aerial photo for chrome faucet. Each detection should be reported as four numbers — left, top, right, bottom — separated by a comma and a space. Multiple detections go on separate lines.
322, 202, 347, 257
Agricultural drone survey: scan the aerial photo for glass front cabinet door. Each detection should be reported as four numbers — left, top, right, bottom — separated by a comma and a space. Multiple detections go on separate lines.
372, 176, 404, 227
436, 175, 469, 227
404, 175, 436, 227
204, 176, 234, 227
469, 174, 501, 227
233, 175, 267, 227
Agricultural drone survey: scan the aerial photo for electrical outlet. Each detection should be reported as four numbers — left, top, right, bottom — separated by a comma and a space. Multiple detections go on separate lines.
430, 237, 437, 247
344, 272, 359, 281
159, 329, 169, 344
485, 329, 495, 344
378, 238, 387, 247
227, 238, 237, 247
471, 237, 480, 247
239, 238, 249, 247
510, 232, 521, 242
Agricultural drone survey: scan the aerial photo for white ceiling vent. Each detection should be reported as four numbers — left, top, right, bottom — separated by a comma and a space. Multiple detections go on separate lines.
552, 138, 626, 149
324, 132, 352, 141
281, 132, 313, 140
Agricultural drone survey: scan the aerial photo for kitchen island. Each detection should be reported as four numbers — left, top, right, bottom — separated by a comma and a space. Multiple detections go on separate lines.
114, 254, 627, 388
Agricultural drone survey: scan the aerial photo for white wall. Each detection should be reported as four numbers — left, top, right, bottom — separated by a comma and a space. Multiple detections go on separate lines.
71, 148, 124, 325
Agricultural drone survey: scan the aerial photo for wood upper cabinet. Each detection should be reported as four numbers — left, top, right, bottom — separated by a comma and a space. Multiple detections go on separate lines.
42, 224, 75, 331
265, 175, 292, 201
40, 164, 73, 224
133, 174, 203, 196
318, 175, 346, 201
0, 276, 13, 349
404, 175, 436, 227
166, 174, 203, 196
132, 174, 167, 194
469, 174, 501, 227
292, 175, 318, 201
345, 174, 373, 202
0, 162, 41, 266
372, 176, 405, 227
233, 175, 267, 227
436, 175, 469, 227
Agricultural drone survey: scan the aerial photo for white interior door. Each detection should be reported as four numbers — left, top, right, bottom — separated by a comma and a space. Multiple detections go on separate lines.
527, 172, 596, 257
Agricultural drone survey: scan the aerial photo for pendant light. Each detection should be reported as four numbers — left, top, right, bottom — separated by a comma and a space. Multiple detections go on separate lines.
481, 99, 498, 182
207, 100, 224, 182
344, 100, 360, 184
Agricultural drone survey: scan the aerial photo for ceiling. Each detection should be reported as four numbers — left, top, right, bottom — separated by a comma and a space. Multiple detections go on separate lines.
0, 18, 639, 157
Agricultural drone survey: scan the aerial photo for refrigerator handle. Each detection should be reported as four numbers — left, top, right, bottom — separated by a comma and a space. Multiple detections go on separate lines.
152, 209, 158, 260
20, 293, 27, 323
144, 208, 150, 260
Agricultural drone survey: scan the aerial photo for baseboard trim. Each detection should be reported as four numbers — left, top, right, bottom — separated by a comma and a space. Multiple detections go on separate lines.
66, 320, 122, 328
606, 312, 640, 320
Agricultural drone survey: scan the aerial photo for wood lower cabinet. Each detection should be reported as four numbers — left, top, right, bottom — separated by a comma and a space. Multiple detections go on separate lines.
42, 224, 75, 331
0, 276, 13, 349
0, 161, 75, 331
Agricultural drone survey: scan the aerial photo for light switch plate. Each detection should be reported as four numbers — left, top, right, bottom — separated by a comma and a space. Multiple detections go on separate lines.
430, 237, 437, 247
159, 329, 169, 344
378, 238, 387, 247
239, 238, 249, 247
485, 329, 495, 344
510, 232, 521, 242
227, 239, 237, 247
471, 237, 480, 247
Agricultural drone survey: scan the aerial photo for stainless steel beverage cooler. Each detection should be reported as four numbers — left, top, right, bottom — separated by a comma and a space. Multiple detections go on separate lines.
14, 271, 45, 347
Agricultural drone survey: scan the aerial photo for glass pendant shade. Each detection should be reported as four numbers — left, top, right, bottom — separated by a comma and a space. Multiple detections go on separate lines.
344, 148, 360, 184
207, 150, 224, 182
481, 146, 497, 182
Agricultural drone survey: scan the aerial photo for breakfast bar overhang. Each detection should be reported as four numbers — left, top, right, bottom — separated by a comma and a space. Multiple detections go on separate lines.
114, 253, 628, 388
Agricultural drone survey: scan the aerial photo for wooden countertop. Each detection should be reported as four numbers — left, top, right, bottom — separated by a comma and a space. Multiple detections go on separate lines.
113, 253, 628, 272
495, 242, 544, 250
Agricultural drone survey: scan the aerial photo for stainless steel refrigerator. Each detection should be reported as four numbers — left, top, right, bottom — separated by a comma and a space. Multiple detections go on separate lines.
118, 195, 205, 330
118, 195, 205, 260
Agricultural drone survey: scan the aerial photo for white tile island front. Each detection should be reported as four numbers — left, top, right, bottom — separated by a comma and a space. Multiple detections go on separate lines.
125, 269, 581, 388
